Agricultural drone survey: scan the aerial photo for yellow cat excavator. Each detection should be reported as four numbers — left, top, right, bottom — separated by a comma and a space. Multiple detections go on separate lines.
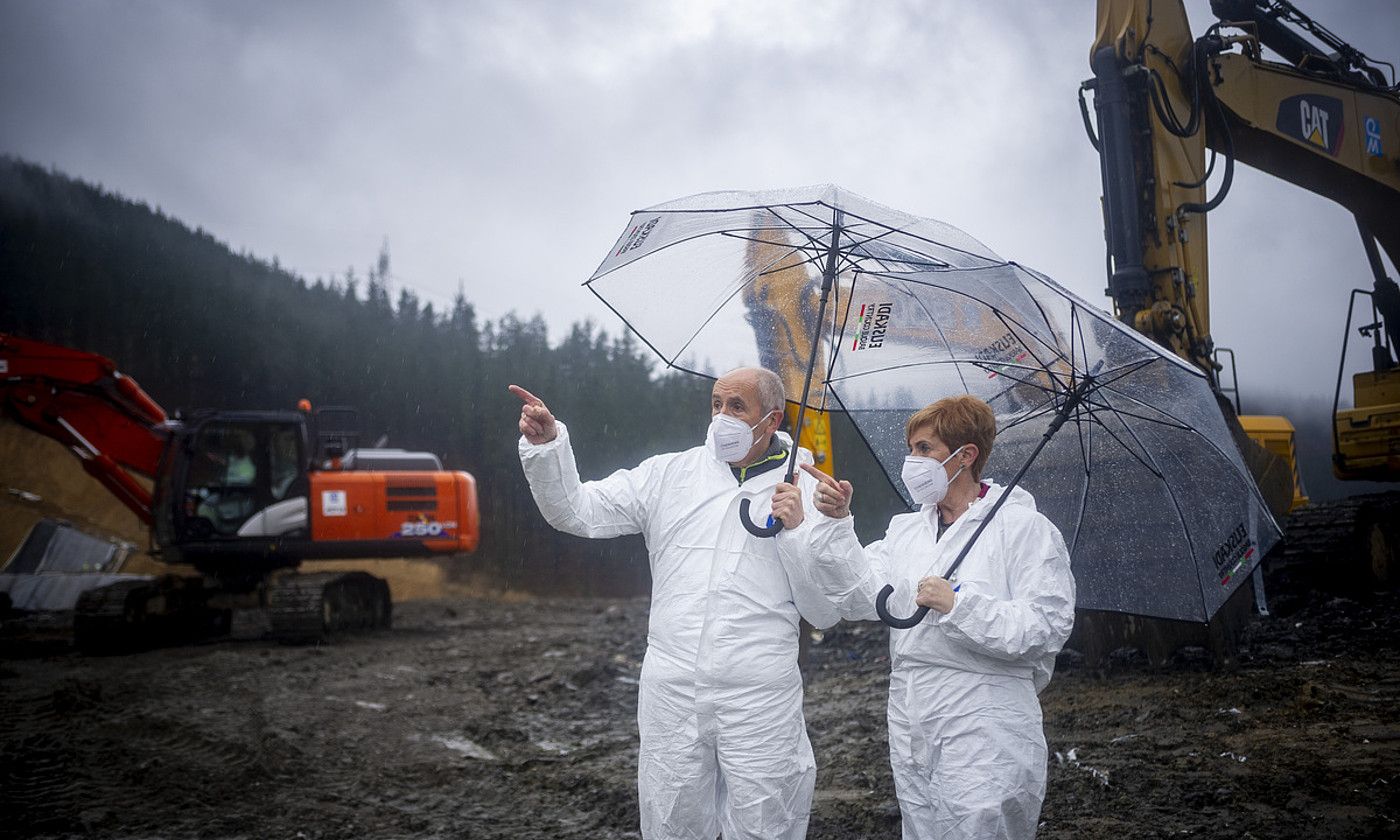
1084, 0, 1399, 613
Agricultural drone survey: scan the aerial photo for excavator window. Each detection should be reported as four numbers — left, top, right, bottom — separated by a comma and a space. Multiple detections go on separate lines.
182, 421, 305, 538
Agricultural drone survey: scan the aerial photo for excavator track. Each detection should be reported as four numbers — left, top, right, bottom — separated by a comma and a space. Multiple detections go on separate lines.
1269, 491, 1400, 601
72, 575, 229, 653
267, 572, 391, 644
73, 578, 158, 653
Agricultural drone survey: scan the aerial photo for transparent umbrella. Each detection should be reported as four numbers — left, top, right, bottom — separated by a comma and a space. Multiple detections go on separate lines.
823, 261, 1284, 625
586, 185, 1003, 536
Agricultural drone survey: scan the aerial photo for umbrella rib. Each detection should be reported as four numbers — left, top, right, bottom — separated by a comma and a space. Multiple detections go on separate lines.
839, 228, 951, 274
778, 201, 842, 231
768, 207, 838, 257
987, 382, 1054, 416
1090, 356, 1165, 391
1074, 305, 1093, 380
719, 229, 822, 256
1082, 394, 1191, 432
786, 199, 1002, 267
967, 360, 1063, 394
642, 199, 830, 217
669, 273, 775, 364
875, 270, 1076, 385
584, 285, 679, 367
995, 394, 1063, 434
1008, 263, 1073, 376
826, 388, 916, 509
908, 294, 972, 395
588, 216, 833, 284
1017, 263, 1217, 381
988, 309, 1073, 393
824, 206, 1002, 265
1083, 407, 1166, 479
1089, 382, 1199, 430
751, 245, 830, 279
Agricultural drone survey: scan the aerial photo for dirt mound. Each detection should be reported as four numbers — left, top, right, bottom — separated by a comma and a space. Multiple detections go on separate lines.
0, 421, 155, 573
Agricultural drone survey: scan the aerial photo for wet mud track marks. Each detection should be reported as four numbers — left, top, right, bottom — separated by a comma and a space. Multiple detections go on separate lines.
2, 592, 1398, 838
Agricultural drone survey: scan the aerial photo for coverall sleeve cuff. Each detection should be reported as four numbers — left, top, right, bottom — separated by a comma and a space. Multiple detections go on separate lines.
519, 421, 570, 456
939, 588, 978, 627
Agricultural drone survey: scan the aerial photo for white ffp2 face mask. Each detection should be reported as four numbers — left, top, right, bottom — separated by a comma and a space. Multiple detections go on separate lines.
901, 446, 966, 506
707, 412, 769, 463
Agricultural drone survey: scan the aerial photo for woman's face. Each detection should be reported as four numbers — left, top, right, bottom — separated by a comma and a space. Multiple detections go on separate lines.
908, 425, 976, 480
908, 426, 951, 460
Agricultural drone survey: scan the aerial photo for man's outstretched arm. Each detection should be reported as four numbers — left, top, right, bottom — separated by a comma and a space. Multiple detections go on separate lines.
511, 384, 648, 539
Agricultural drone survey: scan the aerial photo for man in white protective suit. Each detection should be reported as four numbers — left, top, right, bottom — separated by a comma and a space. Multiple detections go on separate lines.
510, 367, 838, 840
771, 394, 1076, 840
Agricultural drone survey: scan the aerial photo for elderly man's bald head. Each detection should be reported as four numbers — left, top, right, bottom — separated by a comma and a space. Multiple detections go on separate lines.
719, 367, 785, 415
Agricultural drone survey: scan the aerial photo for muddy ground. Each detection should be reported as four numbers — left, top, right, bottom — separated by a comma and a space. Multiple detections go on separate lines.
2, 585, 1398, 840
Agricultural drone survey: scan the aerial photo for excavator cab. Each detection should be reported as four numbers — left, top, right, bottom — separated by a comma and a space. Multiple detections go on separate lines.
152, 412, 312, 566
1333, 284, 1400, 481
170, 414, 308, 541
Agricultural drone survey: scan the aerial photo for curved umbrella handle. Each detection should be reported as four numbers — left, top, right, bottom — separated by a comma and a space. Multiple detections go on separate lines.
738, 498, 784, 538
876, 584, 930, 629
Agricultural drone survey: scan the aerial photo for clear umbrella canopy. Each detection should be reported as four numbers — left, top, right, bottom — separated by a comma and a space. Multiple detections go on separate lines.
586, 185, 1002, 404
828, 262, 1283, 622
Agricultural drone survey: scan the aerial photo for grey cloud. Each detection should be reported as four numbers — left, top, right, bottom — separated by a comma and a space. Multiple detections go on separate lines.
1, 0, 1396, 402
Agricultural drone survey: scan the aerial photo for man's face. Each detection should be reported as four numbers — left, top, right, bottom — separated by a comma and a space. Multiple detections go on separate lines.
711, 374, 776, 432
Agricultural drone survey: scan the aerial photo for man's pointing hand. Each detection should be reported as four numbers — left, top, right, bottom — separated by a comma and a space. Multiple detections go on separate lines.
509, 385, 558, 444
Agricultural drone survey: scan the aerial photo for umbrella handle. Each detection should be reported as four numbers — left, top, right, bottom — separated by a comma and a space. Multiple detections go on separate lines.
876, 584, 930, 629
738, 498, 784, 538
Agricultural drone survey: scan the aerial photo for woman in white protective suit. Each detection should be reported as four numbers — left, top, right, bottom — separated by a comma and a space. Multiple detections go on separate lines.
511, 368, 839, 840
771, 394, 1076, 840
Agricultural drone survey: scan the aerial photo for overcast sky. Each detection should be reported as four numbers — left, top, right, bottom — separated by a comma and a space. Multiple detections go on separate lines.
2, 0, 1396, 407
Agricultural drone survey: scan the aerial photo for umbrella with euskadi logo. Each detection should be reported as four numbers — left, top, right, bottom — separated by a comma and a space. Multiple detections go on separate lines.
584, 184, 1004, 537
820, 260, 1283, 625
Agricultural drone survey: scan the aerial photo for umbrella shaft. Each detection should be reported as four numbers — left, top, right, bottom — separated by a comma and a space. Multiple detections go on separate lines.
942, 376, 1095, 581
784, 221, 843, 482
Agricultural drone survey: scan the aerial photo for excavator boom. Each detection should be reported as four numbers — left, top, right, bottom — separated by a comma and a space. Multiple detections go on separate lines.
0, 333, 170, 524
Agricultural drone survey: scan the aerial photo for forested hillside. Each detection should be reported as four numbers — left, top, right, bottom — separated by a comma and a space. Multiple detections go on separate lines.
0, 157, 904, 595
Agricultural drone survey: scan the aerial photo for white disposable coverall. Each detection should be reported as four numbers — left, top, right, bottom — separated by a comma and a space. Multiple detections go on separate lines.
519, 422, 838, 840
779, 481, 1075, 840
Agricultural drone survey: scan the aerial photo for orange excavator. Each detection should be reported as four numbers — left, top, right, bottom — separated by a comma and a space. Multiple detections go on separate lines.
0, 333, 479, 650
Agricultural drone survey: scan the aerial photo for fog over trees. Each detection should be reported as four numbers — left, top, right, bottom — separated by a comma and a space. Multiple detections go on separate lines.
0, 157, 906, 595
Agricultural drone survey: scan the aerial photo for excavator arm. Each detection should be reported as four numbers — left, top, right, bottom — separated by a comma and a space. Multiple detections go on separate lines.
1087, 0, 1400, 495
1088, 0, 1400, 373
742, 230, 838, 472
0, 333, 171, 524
